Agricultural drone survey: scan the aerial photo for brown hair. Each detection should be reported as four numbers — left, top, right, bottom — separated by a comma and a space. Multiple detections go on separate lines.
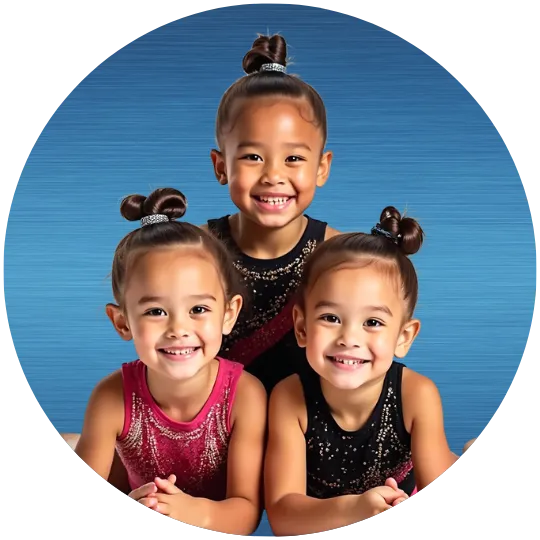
299, 207, 425, 319
216, 34, 327, 146
111, 188, 242, 308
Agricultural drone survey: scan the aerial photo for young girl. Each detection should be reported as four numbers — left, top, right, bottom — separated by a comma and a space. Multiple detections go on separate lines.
205, 34, 339, 393
61, 32, 338, 499
265, 207, 457, 535
75, 188, 266, 535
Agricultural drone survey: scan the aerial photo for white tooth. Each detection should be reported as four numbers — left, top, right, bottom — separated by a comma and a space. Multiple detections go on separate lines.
165, 348, 194, 355
260, 197, 291, 204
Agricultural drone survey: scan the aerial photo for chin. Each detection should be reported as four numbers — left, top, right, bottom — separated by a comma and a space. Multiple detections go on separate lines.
327, 375, 370, 391
160, 360, 206, 380
248, 213, 298, 229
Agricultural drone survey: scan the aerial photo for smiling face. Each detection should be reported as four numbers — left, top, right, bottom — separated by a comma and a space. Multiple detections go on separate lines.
293, 262, 420, 391
212, 96, 332, 229
108, 247, 241, 382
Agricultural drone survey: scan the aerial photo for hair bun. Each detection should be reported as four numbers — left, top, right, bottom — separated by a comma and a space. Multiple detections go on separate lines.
242, 34, 287, 75
379, 206, 424, 256
120, 188, 187, 222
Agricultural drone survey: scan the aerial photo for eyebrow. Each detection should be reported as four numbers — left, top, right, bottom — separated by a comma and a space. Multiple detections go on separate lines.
237, 141, 312, 152
366, 305, 394, 317
137, 294, 217, 305
314, 301, 393, 317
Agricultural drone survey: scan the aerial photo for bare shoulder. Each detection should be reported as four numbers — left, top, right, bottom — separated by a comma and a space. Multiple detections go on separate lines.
87, 369, 124, 416
324, 225, 341, 240
270, 374, 307, 431
402, 367, 440, 400
235, 371, 267, 405
78, 369, 125, 443
93, 369, 123, 400
229, 371, 267, 428
401, 367, 442, 430
270, 374, 304, 405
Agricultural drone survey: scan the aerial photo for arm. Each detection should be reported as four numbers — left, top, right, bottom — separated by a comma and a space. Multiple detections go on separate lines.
402, 370, 458, 490
265, 376, 401, 536
324, 226, 341, 240
154, 372, 267, 534
74, 371, 124, 480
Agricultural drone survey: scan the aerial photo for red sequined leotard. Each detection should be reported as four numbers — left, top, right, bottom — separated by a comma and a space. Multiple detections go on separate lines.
115, 358, 243, 501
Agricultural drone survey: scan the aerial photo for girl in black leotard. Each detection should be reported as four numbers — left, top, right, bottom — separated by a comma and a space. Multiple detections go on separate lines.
265, 207, 457, 535
206, 33, 339, 393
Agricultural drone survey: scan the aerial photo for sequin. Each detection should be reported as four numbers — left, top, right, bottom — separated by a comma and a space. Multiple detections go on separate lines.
303, 362, 415, 498
207, 215, 328, 393
116, 359, 243, 501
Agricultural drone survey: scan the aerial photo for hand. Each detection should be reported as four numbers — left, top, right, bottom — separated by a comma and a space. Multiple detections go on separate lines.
356, 480, 408, 519
151, 475, 191, 518
128, 474, 176, 511
385, 477, 408, 506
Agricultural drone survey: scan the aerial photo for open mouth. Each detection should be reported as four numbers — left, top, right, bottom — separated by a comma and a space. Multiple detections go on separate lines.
159, 347, 200, 357
255, 195, 292, 205
327, 355, 371, 366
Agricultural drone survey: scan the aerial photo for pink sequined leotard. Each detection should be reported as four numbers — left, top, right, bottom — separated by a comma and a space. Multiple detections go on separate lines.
116, 358, 243, 501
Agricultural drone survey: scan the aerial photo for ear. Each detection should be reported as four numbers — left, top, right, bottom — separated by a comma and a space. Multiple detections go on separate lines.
394, 319, 421, 358
222, 294, 243, 336
210, 149, 228, 185
292, 304, 308, 348
316, 150, 333, 188
106, 303, 132, 341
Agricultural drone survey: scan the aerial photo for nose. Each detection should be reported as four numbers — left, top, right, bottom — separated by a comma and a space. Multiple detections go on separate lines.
337, 323, 362, 349
261, 159, 286, 185
166, 315, 191, 339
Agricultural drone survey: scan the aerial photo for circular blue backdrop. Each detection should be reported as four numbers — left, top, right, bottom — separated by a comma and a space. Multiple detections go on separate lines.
4, 4, 535, 509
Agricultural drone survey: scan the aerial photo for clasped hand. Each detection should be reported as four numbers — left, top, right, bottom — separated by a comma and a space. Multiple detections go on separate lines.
358, 477, 409, 518
128, 474, 189, 518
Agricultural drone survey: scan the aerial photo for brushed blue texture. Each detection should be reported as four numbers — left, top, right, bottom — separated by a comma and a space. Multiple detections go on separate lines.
4, 6, 535, 534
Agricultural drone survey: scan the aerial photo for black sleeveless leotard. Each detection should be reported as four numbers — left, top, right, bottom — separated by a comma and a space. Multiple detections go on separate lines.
207, 215, 327, 393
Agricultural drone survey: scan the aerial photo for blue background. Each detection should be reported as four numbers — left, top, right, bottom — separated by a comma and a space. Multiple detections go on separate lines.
4, 5, 535, 536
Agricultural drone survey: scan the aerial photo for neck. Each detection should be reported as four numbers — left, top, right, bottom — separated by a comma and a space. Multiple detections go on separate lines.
146, 360, 218, 422
320, 374, 386, 429
230, 213, 308, 259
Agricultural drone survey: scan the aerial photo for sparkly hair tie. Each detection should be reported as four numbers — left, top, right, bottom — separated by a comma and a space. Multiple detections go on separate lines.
259, 63, 286, 73
371, 223, 401, 245
141, 214, 170, 227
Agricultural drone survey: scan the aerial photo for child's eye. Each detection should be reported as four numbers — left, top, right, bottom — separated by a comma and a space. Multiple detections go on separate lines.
320, 314, 341, 324
286, 155, 305, 163
365, 319, 383, 327
241, 154, 262, 161
145, 308, 166, 317
190, 306, 209, 315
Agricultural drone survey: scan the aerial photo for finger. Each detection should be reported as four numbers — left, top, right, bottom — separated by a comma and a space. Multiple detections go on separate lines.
385, 478, 399, 491
155, 502, 170, 515
377, 486, 408, 504
154, 492, 172, 504
129, 482, 157, 500
167, 474, 177, 485
392, 496, 408, 506
139, 496, 158, 508
154, 476, 181, 494
374, 504, 392, 515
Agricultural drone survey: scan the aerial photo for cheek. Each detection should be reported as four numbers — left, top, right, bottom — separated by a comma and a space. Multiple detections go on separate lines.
132, 320, 160, 346
370, 330, 396, 356
229, 164, 257, 188
293, 172, 318, 198
199, 313, 225, 340
307, 323, 333, 353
